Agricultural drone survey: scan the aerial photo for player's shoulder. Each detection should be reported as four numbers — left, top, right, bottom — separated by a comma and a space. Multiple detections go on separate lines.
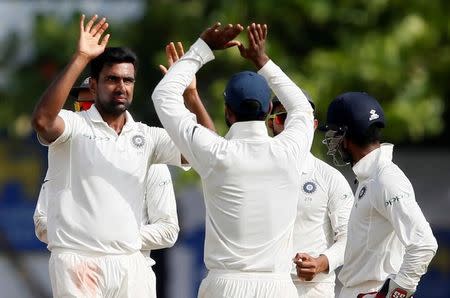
147, 164, 173, 184
136, 122, 168, 137
374, 161, 413, 196
312, 155, 349, 183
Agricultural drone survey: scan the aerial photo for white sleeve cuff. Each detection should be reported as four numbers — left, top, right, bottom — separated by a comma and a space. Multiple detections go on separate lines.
257, 59, 276, 78
191, 38, 215, 65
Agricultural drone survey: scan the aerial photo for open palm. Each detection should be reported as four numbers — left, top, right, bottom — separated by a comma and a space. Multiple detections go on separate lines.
77, 14, 110, 60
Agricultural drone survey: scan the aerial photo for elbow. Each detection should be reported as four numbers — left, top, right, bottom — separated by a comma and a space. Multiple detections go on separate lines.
165, 224, 180, 248
31, 112, 50, 134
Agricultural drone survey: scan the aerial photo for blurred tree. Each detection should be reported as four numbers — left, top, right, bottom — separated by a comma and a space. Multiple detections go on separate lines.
1, 0, 449, 146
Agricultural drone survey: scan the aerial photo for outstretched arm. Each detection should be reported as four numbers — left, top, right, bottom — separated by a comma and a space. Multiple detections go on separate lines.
159, 42, 216, 132
31, 14, 109, 143
238, 23, 314, 173
152, 23, 242, 176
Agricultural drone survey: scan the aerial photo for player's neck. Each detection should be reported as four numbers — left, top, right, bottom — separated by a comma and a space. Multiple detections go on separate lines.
350, 142, 380, 164
102, 112, 127, 135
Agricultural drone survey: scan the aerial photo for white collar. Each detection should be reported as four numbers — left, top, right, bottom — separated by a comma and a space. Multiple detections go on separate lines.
224, 121, 269, 140
352, 143, 394, 179
86, 105, 136, 133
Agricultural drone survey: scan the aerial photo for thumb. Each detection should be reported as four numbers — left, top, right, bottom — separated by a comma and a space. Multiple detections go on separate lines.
224, 40, 241, 49
159, 65, 168, 75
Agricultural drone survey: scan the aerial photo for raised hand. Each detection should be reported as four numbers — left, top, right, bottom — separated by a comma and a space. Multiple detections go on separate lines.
159, 42, 196, 91
78, 14, 110, 60
238, 23, 269, 69
200, 22, 244, 50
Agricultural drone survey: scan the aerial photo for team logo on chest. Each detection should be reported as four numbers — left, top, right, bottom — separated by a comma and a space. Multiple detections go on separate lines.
302, 181, 317, 194
358, 186, 367, 199
131, 134, 145, 149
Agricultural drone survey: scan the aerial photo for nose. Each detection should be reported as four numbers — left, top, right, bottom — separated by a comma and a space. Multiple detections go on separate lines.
115, 79, 126, 92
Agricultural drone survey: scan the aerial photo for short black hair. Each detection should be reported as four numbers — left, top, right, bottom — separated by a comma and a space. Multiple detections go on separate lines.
347, 124, 383, 147
90, 47, 138, 80
227, 101, 268, 122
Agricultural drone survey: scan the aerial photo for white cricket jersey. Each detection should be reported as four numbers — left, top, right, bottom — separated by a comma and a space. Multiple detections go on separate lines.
292, 153, 353, 283
152, 38, 314, 273
38, 106, 182, 254
338, 144, 438, 291
140, 164, 179, 265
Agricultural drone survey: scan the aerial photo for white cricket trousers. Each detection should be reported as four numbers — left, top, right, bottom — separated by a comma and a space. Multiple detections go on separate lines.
197, 270, 298, 298
294, 280, 335, 298
49, 249, 156, 298
338, 280, 383, 298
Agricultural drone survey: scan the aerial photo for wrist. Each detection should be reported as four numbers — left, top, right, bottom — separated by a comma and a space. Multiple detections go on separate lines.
317, 255, 329, 273
252, 54, 270, 69
72, 51, 91, 65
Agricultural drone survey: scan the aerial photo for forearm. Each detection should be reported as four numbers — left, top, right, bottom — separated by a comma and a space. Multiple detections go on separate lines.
322, 233, 346, 273
32, 52, 89, 131
395, 236, 438, 290
184, 88, 216, 132
152, 39, 214, 145
140, 221, 179, 250
257, 60, 312, 114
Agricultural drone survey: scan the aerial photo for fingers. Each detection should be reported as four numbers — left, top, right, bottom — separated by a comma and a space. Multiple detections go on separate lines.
247, 25, 256, 48
99, 34, 110, 47
168, 42, 179, 62
84, 14, 98, 32
159, 65, 168, 75
92, 18, 108, 37
176, 42, 185, 56
224, 40, 241, 49
297, 253, 312, 260
80, 14, 85, 31
262, 24, 268, 39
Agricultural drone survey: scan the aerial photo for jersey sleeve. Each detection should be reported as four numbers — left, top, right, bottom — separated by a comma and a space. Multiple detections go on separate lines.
371, 169, 438, 291
258, 60, 314, 174
151, 38, 225, 177
322, 169, 354, 272
140, 164, 179, 250
33, 180, 49, 244
37, 109, 77, 147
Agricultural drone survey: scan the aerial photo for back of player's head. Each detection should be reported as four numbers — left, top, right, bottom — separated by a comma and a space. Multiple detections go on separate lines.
224, 71, 271, 121
90, 47, 138, 80
321, 92, 385, 145
272, 91, 315, 116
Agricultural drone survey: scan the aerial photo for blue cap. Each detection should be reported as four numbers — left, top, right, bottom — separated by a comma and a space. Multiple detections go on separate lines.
322, 92, 385, 137
224, 71, 271, 116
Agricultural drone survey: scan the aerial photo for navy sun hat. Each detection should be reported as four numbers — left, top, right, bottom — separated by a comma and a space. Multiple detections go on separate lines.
321, 92, 385, 136
69, 77, 91, 98
224, 71, 271, 116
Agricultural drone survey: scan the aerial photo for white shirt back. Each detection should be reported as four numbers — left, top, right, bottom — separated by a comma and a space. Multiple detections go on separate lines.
152, 39, 315, 273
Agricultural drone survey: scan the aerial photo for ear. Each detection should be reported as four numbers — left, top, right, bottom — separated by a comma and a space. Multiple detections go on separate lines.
89, 77, 97, 98
225, 105, 236, 125
313, 119, 319, 130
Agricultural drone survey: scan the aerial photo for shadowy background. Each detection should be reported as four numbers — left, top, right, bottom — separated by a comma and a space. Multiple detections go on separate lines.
0, 1, 448, 297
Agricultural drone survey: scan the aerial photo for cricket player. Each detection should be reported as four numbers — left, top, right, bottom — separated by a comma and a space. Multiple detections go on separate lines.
268, 98, 353, 297
321, 92, 438, 298
30, 14, 209, 297
152, 23, 314, 298
34, 163, 178, 295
